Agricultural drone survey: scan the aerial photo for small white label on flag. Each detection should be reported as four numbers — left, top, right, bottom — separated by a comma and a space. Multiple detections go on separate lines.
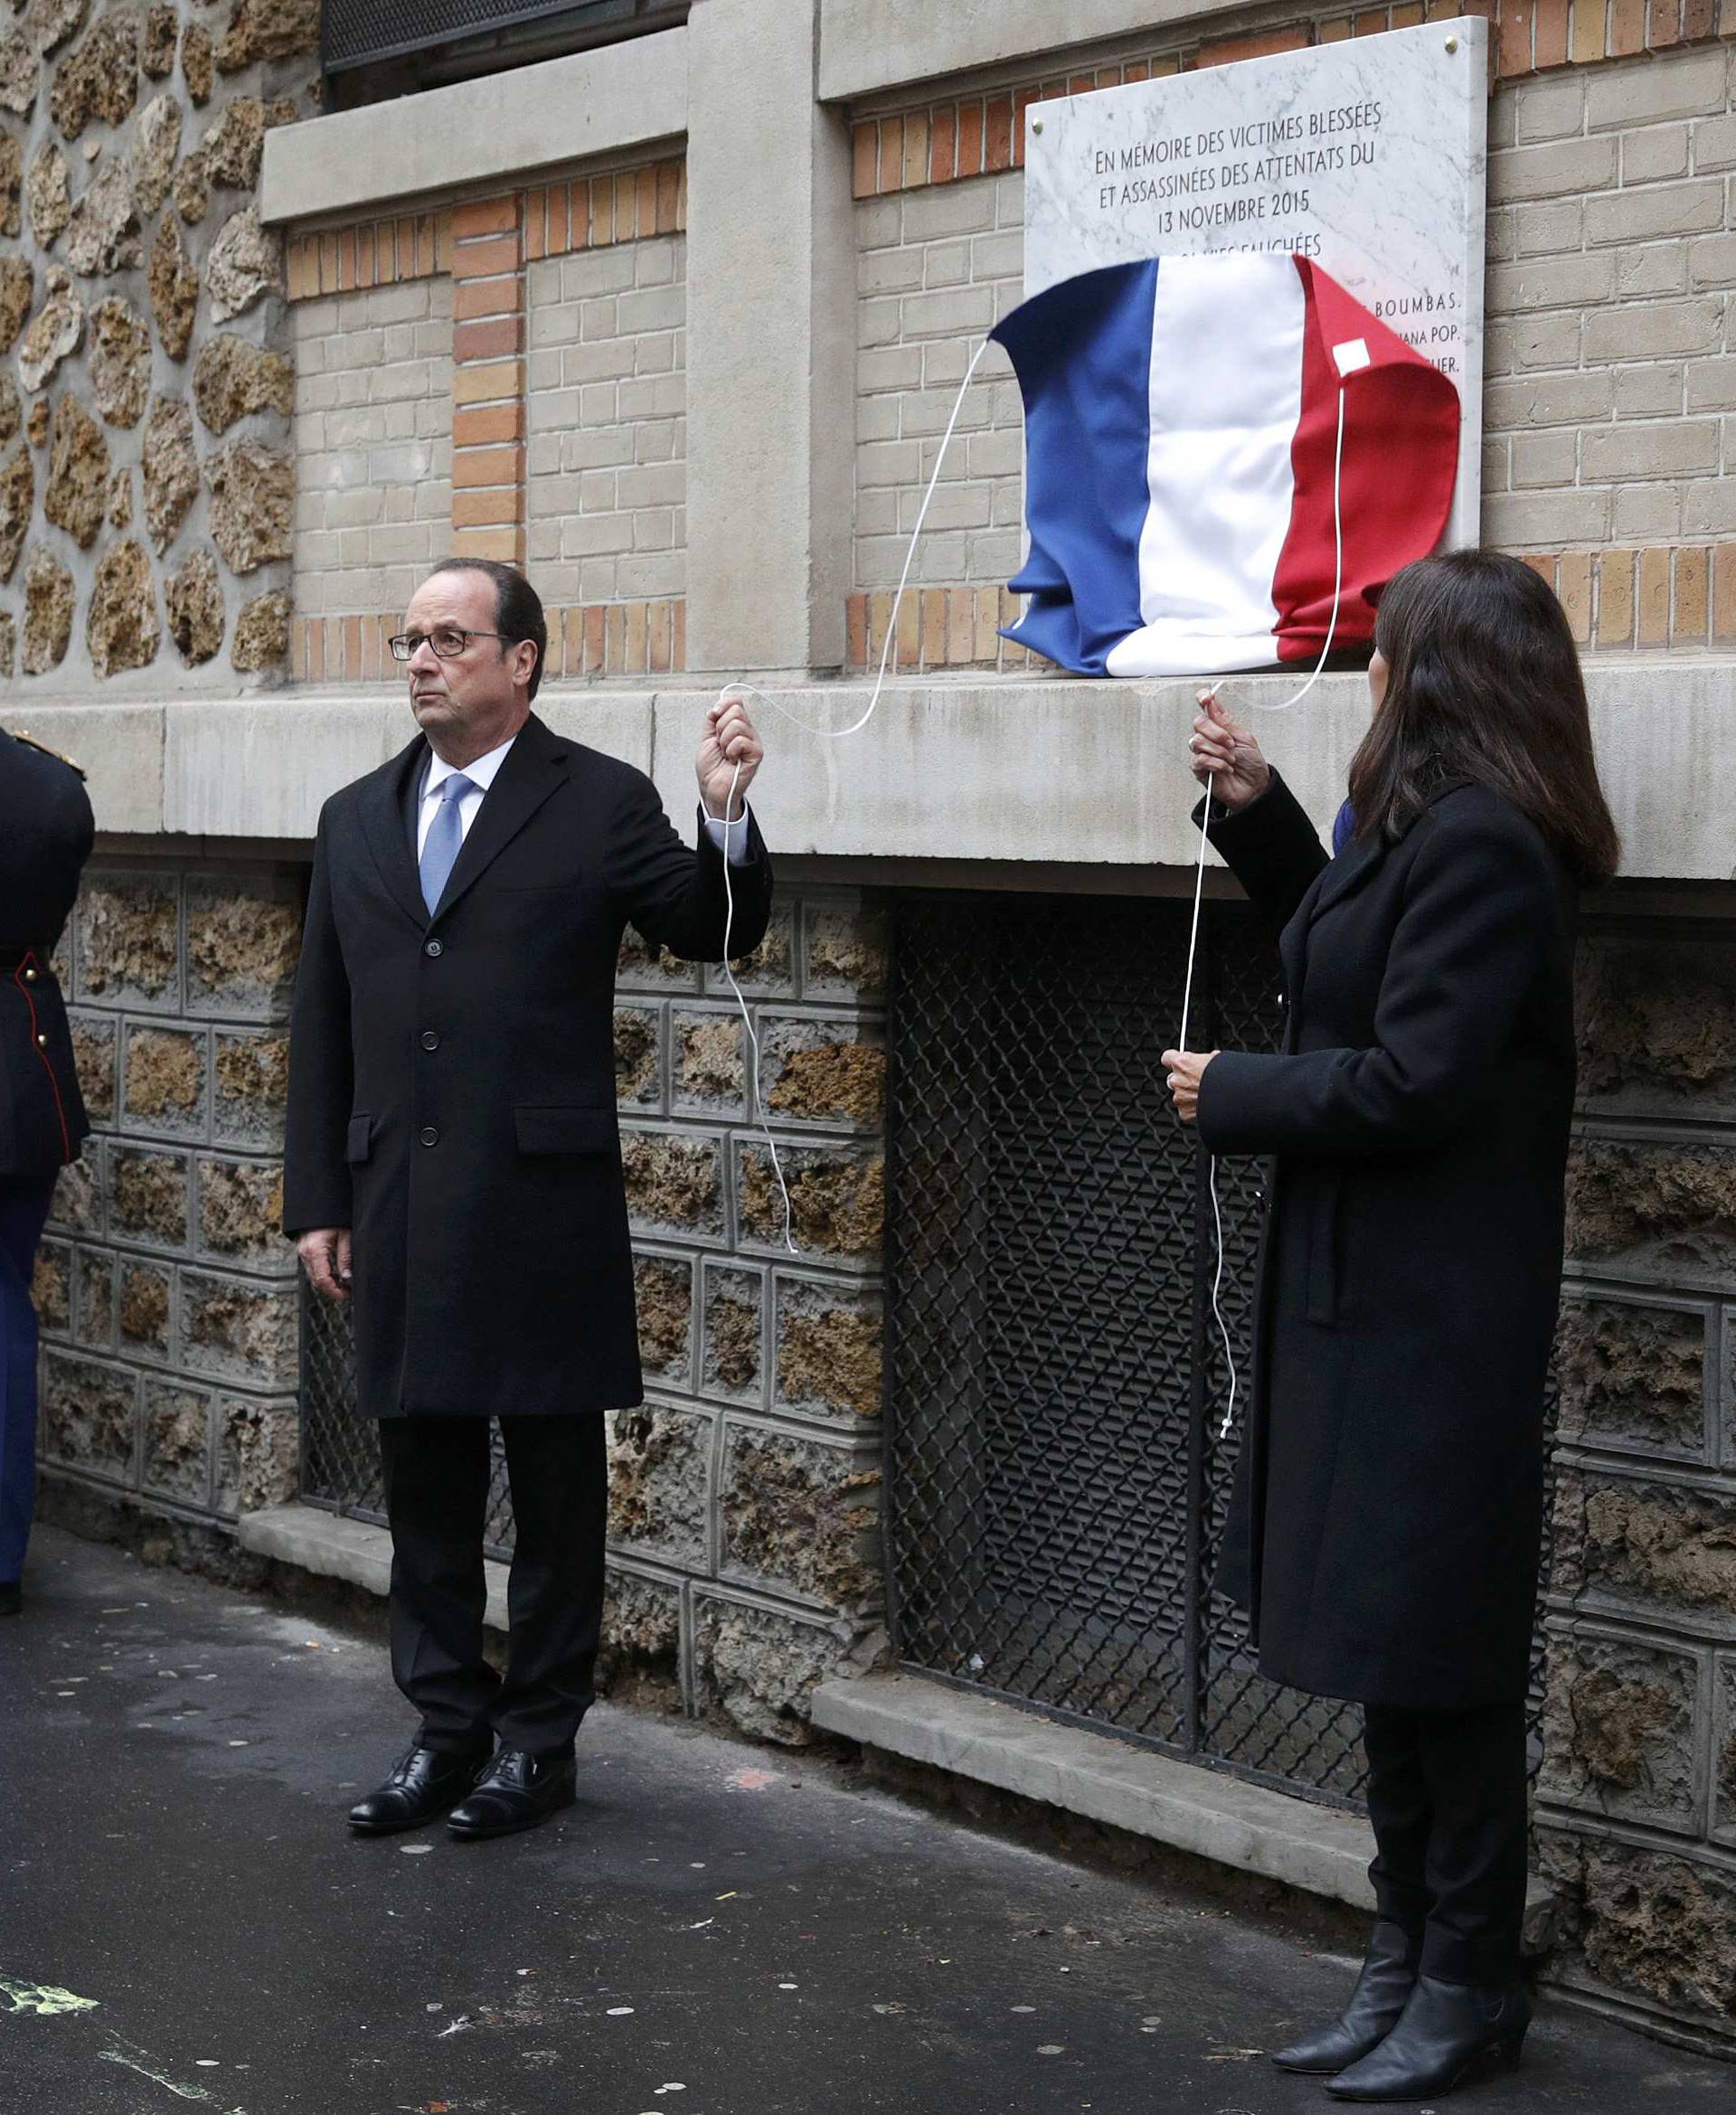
1332, 337, 1372, 376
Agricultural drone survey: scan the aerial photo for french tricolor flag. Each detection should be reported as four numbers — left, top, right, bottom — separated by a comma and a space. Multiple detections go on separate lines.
991, 253, 1461, 677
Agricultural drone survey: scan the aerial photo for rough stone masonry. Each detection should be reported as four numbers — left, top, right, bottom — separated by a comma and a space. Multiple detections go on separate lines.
0, 0, 314, 685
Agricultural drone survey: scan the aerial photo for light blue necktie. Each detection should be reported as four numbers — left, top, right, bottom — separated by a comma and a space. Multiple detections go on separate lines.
419, 770, 475, 914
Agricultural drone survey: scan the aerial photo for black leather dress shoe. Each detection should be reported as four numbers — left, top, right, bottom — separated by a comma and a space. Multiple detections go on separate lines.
347, 1743, 492, 1835
0, 1580, 19, 1617
447, 1748, 576, 1840
1327, 1974, 1531, 2102
1271, 1921, 1420, 2074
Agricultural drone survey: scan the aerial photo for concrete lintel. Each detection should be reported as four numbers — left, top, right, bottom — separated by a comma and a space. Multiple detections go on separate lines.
44, 665, 1736, 881
650, 673, 1373, 869
817, 0, 1206, 102
259, 29, 689, 225
148, 692, 655, 842
10, 703, 165, 836
646, 660, 1736, 882
237, 1501, 509, 1631
163, 699, 406, 840
812, 1670, 1382, 1909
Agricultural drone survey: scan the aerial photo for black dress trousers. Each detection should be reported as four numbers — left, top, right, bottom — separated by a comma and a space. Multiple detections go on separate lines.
1363, 1701, 1530, 1986
380, 1414, 608, 1756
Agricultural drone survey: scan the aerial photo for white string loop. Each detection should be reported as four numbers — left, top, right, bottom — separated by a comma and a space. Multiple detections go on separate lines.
710, 337, 995, 1254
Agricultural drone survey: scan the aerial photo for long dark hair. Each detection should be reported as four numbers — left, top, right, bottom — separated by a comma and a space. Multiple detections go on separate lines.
1347, 550, 1619, 885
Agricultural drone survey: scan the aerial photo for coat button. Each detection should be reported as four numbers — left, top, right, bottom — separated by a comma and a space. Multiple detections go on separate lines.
420, 1126, 439, 1147
420, 1030, 439, 1052
425, 938, 443, 958
35, 1032, 47, 1046
23, 968, 36, 982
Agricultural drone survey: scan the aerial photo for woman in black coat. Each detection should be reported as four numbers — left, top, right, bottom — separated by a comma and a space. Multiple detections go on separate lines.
1162, 552, 1619, 2103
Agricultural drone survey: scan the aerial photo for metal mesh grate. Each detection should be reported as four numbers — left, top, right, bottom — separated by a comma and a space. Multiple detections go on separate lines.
298, 1289, 516, 1559
885, 890, 1555, 1808
323, 0, 647, 73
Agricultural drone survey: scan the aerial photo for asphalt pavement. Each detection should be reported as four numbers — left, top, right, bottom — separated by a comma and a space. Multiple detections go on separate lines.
1, 1524, 1728, 2115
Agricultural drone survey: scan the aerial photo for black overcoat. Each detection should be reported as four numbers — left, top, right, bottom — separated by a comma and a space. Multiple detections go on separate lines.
0, 728, 94, 1177
1198, 770, 1577, 1710
282, 713, 771, 1419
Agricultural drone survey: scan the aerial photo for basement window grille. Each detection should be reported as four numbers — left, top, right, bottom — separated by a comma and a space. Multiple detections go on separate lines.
883, 891, 1555, 1808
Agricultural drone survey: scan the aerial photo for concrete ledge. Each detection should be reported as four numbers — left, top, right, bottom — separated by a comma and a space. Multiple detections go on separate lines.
237, 1501, 509, 1631
260, 29, 689, 224
34, 665, 1736, 883
813, 1671, 1558, 1947
157, 692, 656, 840
819, 0, 1214, 101
13, 703, 166, 836
813, 1669, 1382, 1909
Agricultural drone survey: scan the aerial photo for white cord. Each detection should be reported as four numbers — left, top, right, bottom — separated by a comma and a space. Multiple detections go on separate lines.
711, 336, 996, 1254
1181, 384, 1350, 1440
721, 335, 995, 749
715, 755, 797, 1254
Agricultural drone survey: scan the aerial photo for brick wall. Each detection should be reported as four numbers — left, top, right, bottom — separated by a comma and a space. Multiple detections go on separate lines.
1485, 44, 1736, 645
285, 158, 689, 678
291, 278, 454, 628
35, 861, 304, 1534
849, 33, 1736, 668
856, 176, 1024, 600
525, 233, 687, 610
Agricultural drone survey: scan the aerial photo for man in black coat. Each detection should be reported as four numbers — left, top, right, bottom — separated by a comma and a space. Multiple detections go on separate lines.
283, 559, 771, 1839
0, 727, 95, 1618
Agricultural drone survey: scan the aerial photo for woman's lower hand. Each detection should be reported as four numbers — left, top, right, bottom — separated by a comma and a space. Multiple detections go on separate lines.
1191, 692, 1270, 813
1161, 1049, 1218, 1124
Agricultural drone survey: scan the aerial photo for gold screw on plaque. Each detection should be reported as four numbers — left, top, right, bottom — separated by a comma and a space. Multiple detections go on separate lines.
1033, 118, 1043, 134
1445, 34, 1458, 50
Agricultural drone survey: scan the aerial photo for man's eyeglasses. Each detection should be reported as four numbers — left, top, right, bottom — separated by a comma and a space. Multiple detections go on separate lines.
389, 627, 515, 661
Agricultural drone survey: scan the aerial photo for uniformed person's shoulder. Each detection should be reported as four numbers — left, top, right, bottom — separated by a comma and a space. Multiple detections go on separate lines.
2, 725, 87, 780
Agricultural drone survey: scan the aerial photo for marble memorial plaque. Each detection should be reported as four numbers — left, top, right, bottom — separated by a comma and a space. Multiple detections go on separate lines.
1023, 20, 1487, 547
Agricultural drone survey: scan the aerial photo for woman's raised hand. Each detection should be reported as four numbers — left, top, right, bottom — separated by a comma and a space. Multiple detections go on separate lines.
1190, 691, 1270, 814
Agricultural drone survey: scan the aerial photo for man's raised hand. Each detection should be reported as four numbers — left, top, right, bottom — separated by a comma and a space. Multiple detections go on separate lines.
698, 695, 765, 822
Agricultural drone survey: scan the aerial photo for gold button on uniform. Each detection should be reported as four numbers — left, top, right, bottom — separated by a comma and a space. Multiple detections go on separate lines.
23, 968, 36, 982
36, 1033, 47, 1046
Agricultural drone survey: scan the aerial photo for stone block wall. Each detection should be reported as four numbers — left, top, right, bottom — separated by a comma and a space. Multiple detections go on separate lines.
0, 0, 320, 686
38, 862, 892, 1750
290, 274, 455, 628
609, 883, 890, 1741
1532, 924, 1736, 2045
844, 9, 1736, 671
34, 856, 304, 1525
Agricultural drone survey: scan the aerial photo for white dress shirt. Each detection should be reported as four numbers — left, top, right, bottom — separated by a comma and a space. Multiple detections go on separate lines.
418, 732, 755, 863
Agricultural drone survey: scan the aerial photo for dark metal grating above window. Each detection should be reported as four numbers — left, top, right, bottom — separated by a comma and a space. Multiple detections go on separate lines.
323, 0, 647, 75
